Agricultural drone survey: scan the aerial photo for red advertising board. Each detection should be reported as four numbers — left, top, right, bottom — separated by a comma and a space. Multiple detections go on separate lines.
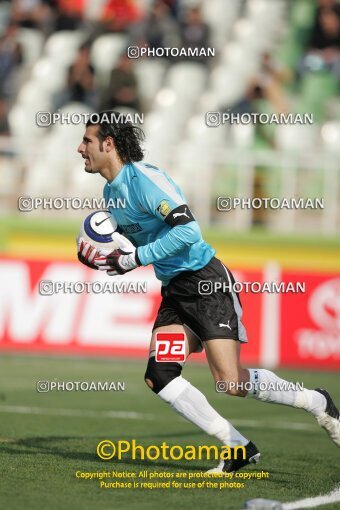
280, 271, 340, 370
0, 257, 161, 358
0, 257, 339, 370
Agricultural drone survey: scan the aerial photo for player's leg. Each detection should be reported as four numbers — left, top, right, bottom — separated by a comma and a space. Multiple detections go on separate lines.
204, 338, 249, 396
204, 338, 340, 447
144, 323, 250, 449
197, 257, 340, 448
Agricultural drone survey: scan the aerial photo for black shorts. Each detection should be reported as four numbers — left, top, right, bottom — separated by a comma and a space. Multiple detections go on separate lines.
153, 256, 248, 350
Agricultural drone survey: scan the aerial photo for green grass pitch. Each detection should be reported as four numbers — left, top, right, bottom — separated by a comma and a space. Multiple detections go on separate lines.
0, 356, 339, 510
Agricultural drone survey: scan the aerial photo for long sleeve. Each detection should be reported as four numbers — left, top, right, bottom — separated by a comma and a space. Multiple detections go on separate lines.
137, 221, 201, 266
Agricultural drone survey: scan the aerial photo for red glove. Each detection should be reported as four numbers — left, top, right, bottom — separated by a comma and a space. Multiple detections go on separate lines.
76, 236, 100, 270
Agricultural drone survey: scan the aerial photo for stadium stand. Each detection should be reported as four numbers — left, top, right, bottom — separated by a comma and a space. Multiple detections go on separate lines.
0, 0, 339, 232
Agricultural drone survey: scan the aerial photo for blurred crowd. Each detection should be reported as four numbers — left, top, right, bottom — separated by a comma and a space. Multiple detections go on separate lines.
0, 0, 213, 132
229, 0, 339, 148
300, 0, 340, 77
0, 0, 339, 137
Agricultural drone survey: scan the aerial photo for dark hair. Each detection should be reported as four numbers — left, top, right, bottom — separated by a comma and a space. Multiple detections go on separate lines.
86, 110, 145, 163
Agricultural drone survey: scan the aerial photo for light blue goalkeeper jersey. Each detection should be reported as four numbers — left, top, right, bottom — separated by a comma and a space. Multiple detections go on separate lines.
103, 161, 215, 285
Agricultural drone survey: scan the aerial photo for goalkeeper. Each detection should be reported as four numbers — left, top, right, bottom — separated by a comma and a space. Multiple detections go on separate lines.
77, 111, 340, 473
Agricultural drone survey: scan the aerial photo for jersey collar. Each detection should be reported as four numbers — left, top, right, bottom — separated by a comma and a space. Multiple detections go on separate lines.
107, 162, 129, 189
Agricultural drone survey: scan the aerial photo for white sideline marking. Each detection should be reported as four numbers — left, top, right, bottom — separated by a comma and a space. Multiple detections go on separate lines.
0, 406, 318, 432
283, 486, 340, 509
232, 419, 316, 431
0, 405, 153, 420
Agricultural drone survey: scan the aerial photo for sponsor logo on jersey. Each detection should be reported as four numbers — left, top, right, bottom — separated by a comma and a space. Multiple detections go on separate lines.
165, 204, 195, 227
157, 200, 172, 219
119, 223, 143, 234
173, 207, 190, 219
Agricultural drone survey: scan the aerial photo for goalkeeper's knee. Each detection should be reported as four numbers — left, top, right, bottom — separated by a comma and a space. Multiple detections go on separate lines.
144, 356, 182, 394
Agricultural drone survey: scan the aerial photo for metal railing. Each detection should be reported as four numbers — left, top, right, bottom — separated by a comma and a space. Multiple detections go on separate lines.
0, 137, 339, 235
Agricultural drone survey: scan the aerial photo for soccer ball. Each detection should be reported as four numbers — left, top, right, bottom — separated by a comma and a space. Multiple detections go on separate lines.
79, 210, 119, 251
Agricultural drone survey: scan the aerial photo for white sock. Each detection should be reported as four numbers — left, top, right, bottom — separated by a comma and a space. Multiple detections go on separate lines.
158, 376, 248, 447
247, 368, 327, 417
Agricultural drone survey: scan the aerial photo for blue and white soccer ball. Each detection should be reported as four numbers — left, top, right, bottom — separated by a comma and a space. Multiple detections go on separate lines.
79, 210, 119, 251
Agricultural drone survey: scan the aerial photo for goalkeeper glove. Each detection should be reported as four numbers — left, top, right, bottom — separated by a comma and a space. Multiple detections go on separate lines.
95, 233, 141, 276
76, 236, 100, 270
